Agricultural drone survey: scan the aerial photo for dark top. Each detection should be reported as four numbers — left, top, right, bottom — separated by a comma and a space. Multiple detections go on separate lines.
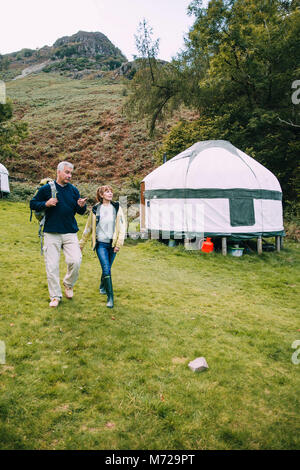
30, 181, 86, 233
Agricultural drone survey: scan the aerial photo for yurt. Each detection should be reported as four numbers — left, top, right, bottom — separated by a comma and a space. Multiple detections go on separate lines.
0, 164, 10, 194
140, 141, 284, 245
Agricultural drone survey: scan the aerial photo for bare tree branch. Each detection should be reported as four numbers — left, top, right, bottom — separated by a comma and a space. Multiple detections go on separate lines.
278, 117, 300, 128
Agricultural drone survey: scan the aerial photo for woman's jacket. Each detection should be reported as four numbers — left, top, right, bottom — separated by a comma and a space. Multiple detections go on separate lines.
79, 201, 126, 250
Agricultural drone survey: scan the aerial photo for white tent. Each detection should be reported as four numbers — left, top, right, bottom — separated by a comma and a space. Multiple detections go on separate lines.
0, 164, 10, 194
140, 140, 284, 241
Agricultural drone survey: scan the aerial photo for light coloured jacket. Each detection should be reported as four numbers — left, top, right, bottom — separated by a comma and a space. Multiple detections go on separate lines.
79, 201, 126, 250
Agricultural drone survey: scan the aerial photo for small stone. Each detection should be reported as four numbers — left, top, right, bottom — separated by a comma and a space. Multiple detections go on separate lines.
188, 357, 209, 372
105, 422, 115, 429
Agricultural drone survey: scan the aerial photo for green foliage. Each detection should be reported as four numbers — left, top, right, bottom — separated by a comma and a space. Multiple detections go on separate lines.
155, 117, 219, 163
44, 57, 96, 72
0, 66, 22, 82
125, 62, 182, 135
0, 54, 10, 72
23, 49, 34, 58
54, 44, 80, 58
120, 176, 141, 204
134, 18, 160, 63
156, 105, 299, 203
44, 55, 123, 73
6, 181, 36, 201
0, 99, 28, 159
103, 58, 122, 70
125, 19, 184, 135
129, 0, 300, 201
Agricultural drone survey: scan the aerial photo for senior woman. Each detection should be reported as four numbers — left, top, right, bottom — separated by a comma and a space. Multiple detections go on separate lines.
79, 185, 126, 308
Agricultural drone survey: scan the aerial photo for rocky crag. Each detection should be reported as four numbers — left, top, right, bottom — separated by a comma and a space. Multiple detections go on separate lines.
2, 31, 128, 80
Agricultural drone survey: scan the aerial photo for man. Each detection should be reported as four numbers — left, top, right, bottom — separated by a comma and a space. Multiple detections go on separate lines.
30, 161, 87, 307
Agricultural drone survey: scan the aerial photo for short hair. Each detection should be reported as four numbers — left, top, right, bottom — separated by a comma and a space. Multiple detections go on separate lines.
57, 161, 74, 172
96, 185, 113, 202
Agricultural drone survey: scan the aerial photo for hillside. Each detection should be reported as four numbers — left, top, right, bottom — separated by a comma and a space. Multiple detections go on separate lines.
5, 72, 195, 196
1, 31, 127, 80
5, 74, 153, 184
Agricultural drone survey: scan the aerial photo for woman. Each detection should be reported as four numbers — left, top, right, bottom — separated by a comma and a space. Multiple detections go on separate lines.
79, 185, 126, 308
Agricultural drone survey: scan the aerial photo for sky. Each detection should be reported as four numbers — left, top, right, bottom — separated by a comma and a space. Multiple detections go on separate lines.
0, 0, 200, 61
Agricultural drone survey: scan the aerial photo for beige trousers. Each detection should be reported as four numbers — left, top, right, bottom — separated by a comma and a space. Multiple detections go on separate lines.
43, 233, 82, 300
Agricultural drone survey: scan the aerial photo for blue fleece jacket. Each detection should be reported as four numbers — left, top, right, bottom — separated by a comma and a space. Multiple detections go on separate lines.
30, 181, 86, 233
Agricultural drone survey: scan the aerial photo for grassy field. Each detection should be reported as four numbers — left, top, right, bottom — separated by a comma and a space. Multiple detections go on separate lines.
0, 201, 299, 450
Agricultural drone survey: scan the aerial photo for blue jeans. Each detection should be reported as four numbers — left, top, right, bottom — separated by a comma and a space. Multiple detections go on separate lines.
96, 241, 117, 277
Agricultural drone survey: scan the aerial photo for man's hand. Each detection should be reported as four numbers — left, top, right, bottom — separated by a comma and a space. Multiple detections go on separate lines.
114, 247, 120, 253
77, 198, 87, 207
45, 198, 58, 207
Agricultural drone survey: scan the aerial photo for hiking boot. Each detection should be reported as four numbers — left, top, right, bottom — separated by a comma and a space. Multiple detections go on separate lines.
64, 285, 73, 299
103, 275, 114, 308
49, 298, 60, 308
99, 275, 106, 295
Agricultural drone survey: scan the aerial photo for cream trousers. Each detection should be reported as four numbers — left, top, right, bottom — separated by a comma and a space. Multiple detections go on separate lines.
43, 232, 82, 300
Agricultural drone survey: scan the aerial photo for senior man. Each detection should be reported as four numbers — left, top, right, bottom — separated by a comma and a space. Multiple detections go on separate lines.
30, 161, 87, 307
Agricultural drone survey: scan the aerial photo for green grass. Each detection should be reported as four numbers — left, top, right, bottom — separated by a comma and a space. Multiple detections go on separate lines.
0, 201, 299, 450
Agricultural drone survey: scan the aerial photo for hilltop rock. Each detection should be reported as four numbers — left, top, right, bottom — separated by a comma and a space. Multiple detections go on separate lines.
53, 31, 126, 61
2, 31, 127, 80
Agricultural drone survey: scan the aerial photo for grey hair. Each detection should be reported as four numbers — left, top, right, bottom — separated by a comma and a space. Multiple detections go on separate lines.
57, 161, 74, 172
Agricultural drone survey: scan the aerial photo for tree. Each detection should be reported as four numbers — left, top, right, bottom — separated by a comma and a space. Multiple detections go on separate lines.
126, 1, 300, 203
134, 18, 160, 78
181, 0, 300, 203
125, 19, 185, 135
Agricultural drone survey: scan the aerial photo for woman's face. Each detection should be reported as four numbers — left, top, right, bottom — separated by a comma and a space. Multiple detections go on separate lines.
102, 189, 113, 201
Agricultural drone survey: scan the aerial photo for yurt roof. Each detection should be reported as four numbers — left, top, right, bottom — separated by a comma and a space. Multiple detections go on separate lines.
0, 164, 9, 175
143, 140, 282, 194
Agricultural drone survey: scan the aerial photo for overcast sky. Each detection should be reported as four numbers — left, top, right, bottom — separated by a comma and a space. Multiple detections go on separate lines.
0, 0, 202, 61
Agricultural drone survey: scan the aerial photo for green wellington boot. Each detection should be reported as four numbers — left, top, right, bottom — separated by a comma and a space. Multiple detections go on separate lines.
99, 275, 106, 295
103, 275, 114, 308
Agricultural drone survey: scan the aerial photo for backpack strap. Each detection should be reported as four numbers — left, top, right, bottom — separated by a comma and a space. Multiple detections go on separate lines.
39, 215, 46, 255
48, 180, 57, 199
30, 180, 56, 221
39, 181, 56, 255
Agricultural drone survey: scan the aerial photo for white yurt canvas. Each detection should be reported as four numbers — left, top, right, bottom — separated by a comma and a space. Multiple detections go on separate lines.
0, 164, 10, 194
140, 140, 284, 240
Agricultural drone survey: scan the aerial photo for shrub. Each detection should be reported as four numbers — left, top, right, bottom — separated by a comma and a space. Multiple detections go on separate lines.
23, 49, 34, 58
6, 181, 36, 202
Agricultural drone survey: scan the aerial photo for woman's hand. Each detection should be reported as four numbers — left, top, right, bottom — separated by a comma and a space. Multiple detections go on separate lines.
114, 247, 120, 253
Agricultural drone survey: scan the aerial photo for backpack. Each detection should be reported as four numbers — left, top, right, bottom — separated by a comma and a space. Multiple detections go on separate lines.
30, 178, 57, 254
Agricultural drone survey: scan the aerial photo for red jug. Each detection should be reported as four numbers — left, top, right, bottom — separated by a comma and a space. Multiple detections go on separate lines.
201, 237, 214, 253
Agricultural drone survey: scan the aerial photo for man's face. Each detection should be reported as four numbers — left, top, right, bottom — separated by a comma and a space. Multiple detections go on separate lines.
57, 165, 73, 185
